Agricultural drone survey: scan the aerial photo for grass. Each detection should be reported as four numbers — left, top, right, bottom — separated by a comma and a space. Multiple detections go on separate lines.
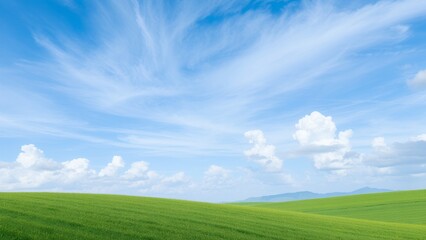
243, 189, 426, 225
0, 191, 424, 239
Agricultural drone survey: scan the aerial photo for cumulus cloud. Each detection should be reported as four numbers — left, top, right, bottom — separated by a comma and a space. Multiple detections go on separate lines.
290, 112, 426, 179
367, 135, 426, 168
293, 111, 352, 148
0, 144, 189, 194
16, 144, 58, 169
407, 69, 426, 89
99, 156, 125, 177
123, 161, 151, 179
244, 130, 282, 172
61, 158, 94, 183
242, 112, 426, 182
63, 158, 90, 173
293, 111, 359, 172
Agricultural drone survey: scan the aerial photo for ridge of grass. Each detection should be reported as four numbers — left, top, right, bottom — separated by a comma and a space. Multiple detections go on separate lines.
0, 192, 425, 239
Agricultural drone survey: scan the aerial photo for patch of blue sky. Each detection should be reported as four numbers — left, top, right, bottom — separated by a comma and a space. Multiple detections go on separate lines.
1, 0, 426, 201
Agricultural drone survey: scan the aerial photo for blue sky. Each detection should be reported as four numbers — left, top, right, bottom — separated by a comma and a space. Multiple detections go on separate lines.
1, 0, 426, 202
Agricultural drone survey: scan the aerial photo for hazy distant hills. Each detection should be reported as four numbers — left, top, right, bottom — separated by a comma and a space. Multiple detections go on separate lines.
243, 187, 391, 202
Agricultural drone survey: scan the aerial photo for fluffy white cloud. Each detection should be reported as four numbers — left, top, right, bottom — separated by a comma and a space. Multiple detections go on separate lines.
407, 69, 426, 89
99, 156, 125, 177
0, 144, 189, 194
63, 158, 90, 173
294, 111, 338, 146
123, 161, 150, 179
293, 111, 352, 148
293, 111, 359, 172
61, 158, 95, 183
16, 144, 58, 169
244, 130, 282, 172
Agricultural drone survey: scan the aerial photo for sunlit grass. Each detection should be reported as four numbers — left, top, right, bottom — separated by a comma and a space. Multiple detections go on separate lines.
244, 189, 426, 224
0, 191, 425, 239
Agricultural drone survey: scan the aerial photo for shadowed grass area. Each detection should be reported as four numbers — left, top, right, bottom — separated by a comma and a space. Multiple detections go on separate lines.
241, 189, 426, 225
0, 192, 425, 239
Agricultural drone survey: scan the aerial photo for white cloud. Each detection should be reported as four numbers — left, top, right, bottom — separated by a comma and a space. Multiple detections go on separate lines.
99, 156, 125, 177
290, 112, 426, 178
244, 130, 282, 172
2, 1, 426, 200
61, 158, 94, 183
293, 111, 359, 171
407, 69, 426, 89
293, 111, 352, 147
16, 144, 58, 169
412, 134, 426, 141
367, 136, 426, 168
123, 161, 150, 179
63, 158, 90, 173
0, 144, 188, 194
293, 111, 339, 146
4, 0, 424, 161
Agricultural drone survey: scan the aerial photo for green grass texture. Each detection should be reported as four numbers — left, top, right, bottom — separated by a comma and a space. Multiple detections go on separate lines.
0, 191, 425, 239
243, 189, 426, 225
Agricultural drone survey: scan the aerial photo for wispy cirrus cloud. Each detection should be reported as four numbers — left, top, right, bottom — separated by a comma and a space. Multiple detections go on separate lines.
1, 1, 426, 201
3, 0, 425, 158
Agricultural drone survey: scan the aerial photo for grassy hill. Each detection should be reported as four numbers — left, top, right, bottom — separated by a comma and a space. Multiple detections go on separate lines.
244, 189, 426, 225
0, 192, 425, 239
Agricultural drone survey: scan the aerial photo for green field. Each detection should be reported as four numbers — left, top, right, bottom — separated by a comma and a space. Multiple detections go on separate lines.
0, 191, 425, 239
244, 189, 426, 224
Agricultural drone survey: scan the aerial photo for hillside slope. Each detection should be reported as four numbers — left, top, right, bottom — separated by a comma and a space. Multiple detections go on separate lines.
248, 189, 426, 224
0, 193, 425, 239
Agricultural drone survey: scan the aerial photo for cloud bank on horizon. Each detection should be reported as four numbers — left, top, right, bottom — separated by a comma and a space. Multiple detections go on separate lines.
2, 110, 425, 201
1, 0, 426, 201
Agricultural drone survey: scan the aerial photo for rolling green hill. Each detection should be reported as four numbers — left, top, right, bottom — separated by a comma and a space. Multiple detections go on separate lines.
0, 192, 425, 239
245, 189, 426, 225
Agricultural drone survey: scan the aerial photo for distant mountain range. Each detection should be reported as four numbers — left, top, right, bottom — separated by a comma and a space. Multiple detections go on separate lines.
242, 187, 391, 202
